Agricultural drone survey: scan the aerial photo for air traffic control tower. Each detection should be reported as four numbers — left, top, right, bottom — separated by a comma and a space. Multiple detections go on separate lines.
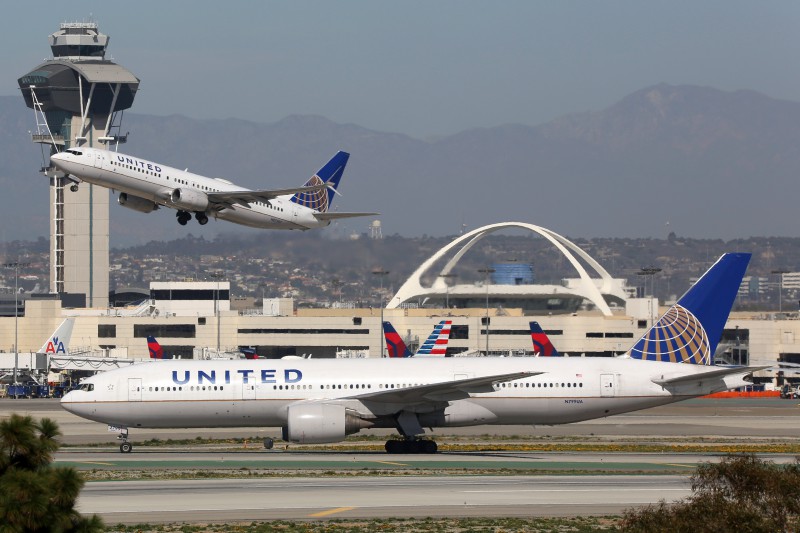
18, 22, 139, 307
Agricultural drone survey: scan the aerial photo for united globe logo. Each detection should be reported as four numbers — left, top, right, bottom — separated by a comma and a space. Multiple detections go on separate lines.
292, 175, 329, 212
630, 305, 710, 364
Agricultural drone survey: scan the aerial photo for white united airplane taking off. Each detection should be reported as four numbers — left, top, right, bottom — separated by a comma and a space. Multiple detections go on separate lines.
49, 148, 376, 228
62, 253, 765, 454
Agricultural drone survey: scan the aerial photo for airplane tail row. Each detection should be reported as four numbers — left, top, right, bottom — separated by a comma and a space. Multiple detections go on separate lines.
383, 320, 452, 358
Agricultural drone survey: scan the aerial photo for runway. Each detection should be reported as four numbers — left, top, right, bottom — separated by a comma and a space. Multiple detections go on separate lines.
3, 397, 799, 523
78, 475, 692, 522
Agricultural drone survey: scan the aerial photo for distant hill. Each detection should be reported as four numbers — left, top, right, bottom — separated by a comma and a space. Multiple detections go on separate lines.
1, 84, 799, 245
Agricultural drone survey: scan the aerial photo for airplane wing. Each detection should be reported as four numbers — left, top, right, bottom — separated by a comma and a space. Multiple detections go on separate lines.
313, 211, 380, 221
206, 183, 328, 209
350, 371, 540, 405
652, 365, 771, 386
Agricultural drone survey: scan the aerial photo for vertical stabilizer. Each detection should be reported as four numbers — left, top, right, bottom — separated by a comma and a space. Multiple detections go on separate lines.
382, 321, 413, 358
415, 320, 452, 357
38, 318, 74, 355
629, 253, 750, 364
530, 321, 560, 356
290, 151, 350, 212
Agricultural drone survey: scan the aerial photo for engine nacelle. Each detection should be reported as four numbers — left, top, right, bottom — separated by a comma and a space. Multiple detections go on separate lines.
118, 193, 158, 214
169, 188, 209, 211
283, 403, 372, 444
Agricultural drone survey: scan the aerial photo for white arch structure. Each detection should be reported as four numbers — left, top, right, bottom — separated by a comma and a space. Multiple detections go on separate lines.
387, 222, 628, 316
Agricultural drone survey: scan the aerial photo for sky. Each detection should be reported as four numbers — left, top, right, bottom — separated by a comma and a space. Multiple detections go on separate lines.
3, 1, 800, 138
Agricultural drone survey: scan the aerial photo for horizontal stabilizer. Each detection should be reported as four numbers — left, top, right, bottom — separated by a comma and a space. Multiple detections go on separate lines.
652, 365, 770, 386
313, 211, 380, 221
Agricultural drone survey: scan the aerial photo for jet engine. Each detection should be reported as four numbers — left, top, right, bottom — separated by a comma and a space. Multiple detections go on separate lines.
169, 188, 209, 211
282, 403, 373, 444
118, 193, 158, 213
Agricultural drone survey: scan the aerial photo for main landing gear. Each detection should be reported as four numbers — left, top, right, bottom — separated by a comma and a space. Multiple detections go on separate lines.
176, 211, 209, 225
385, 438, 437, 454
70, 184, 79, 192
263, 437, 274, 450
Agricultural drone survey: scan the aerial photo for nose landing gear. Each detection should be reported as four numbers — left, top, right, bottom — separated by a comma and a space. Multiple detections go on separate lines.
117, 428, 133, 453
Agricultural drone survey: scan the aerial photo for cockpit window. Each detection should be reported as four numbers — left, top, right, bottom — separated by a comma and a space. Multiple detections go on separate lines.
64, 150, 83, 156
79, 383, 94, 392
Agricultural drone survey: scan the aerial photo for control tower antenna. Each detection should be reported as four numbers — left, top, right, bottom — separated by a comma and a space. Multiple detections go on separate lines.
18, 21, 140, 307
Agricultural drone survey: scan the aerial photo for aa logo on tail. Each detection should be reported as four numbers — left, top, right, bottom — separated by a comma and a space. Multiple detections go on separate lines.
45, 336, 67, 354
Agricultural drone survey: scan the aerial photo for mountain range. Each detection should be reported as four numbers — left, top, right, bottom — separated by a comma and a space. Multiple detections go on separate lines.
1, 83, 799, 245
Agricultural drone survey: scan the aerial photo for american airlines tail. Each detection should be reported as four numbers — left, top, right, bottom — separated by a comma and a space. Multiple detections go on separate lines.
290, 151, 349, 213
529, 321, 560, 357
38, 318, 74, 355
382, 320, 452, 358
628, 253, 750, 365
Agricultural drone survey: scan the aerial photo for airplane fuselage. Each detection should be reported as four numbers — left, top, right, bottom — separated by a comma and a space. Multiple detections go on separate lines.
61, 356, 748, 432
50, 148, 329, 230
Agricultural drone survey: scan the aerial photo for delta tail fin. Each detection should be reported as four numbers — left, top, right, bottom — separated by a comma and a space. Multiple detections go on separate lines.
291, 151, 349, 213
415, 320, 452, 357
530, 321, 560, 357
147, 336, 170, 359
629, 253, 750, 365
383, 321, 413, 358
38, 318, 74, 355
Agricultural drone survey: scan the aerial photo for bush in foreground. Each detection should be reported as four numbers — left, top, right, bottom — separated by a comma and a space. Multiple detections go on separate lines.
622, 454, 800, 532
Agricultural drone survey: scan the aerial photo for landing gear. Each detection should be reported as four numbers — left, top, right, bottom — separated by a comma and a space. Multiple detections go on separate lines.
117, 428, 133, 453
69, 184, 79, 192
176, 210, 191, 225
384, 438, 437, 454
263, 437, 274, 450
195, 212, 209, 225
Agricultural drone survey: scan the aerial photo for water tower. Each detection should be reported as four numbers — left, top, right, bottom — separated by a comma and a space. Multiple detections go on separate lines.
18, 21, 139, 307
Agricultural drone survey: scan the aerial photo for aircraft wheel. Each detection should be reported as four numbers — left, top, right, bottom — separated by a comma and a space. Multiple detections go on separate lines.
178, 217, 188, 226
385, 440, 401, 454
119, 442, 133, 453
70, 184, 79, 192
422, 440, 438, 454
263, 437, 274, 450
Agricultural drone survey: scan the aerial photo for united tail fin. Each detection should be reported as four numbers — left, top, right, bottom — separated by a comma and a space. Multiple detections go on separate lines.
530, 321, 560, 357
629, 253, 750, 365
382, 321, 413, 358
415, 320, 452, 357
38, 318, 74, 355
147, 336, 170, 359
291, 151, 349, 213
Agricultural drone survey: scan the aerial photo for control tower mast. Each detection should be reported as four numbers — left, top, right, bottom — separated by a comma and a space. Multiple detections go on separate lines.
18, 22, 139, 307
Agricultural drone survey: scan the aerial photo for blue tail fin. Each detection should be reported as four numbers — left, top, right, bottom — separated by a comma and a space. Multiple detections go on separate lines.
290, 151, 350, 213
147, 336, 169, 359
382, 321, 413, 358
530, 321, 560, 356
629, 253, 750, 365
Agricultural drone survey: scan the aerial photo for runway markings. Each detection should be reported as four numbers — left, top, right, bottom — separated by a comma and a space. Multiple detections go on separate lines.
309, 506, 356, 517
373, 460, 409, 466
663, 463, 694, 469
68, 461, 117, 466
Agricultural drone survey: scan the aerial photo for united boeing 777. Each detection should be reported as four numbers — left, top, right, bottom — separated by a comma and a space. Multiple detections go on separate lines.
49, 148, 376, 229
62, 254, 764, 454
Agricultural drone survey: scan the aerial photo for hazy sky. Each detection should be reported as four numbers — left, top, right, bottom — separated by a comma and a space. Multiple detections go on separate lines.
3, 1, 800, 138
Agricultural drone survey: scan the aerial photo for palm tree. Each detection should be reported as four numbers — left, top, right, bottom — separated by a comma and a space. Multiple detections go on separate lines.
0, 414, 103, 533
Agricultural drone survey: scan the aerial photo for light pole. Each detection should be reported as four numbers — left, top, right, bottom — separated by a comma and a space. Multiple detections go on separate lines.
637, 267, 661, 326
372, 269, 389, 357
772, 270, 789, 313
439, 273, 457, 310
477, 268, 495, 355
207, 271, 224, 352
3, 262, 29, 387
